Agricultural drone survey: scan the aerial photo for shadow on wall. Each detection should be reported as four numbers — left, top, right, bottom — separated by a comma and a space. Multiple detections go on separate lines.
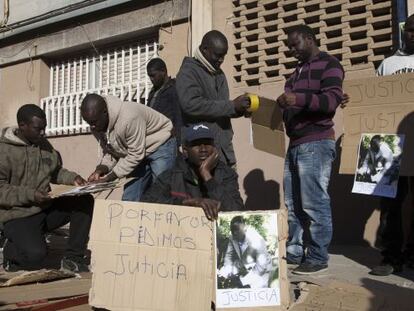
330, 135, 381, 246
243, 169, 280, 211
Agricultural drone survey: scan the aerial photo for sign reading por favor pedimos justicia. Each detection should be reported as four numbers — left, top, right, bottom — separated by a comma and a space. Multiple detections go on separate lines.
88, 200, 214, 311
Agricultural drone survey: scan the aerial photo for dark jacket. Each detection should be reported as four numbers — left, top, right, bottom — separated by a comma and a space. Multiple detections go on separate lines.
0, 127, 78, 224
147, 78, 182, 143
142, 156, 244, 211
176, 57, 238, 166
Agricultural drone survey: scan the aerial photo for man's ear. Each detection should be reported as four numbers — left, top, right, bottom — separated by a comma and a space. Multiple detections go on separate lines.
182, 146, 188, 158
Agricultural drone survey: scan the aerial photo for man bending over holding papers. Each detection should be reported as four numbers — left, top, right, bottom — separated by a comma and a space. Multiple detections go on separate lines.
142, 124, 244, 220
81, 94, 176, 201
0, 104, 93, 272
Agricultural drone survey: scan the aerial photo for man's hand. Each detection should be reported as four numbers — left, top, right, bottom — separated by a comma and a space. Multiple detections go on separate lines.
89, 171, 117, 184
74, 175, 87, 186
34, 190, 51, 204
232, 94, 250, 114
276, 92, 296, 108
340, 93, 349, 109
199, 148, 219, 182
88, 165, 109, 183
183, 198, 221, 221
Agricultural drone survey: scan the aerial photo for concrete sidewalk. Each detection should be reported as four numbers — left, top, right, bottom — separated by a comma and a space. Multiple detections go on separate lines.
1, 232, 414, 310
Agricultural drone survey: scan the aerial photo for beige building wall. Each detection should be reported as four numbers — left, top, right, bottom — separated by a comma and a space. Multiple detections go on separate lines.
158, 22, 191, 77
0, 60, 49, 127
409, 1, 414, 15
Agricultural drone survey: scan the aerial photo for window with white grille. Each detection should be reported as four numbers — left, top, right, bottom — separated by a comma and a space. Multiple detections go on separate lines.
41, 40, 159, 136
232, 0, 394, 87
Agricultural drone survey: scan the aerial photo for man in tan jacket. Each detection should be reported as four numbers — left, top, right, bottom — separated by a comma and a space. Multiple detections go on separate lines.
81, 94, 176, 201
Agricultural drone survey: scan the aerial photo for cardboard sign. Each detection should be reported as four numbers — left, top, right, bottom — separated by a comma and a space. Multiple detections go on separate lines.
340, 73, 414, 175
88, 200, 214, 311
251, 97, 286, 158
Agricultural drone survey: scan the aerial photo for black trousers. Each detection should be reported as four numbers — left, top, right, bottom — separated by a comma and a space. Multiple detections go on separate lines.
3, 195, 94, 270
378, 176, 414, 263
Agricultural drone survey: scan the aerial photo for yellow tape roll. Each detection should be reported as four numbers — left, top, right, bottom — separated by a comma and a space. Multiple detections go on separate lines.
247, 93, 260, 112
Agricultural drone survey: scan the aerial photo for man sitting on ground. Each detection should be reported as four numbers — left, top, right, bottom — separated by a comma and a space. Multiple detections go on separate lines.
142, 124, 244, 220
0, 104, 94, 272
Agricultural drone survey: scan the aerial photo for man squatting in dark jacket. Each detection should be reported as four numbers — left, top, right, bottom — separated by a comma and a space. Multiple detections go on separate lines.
142, 124, 244, 220
0, 104, 93, 272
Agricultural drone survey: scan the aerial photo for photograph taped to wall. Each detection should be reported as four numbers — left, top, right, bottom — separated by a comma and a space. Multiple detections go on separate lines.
215, 211, 280, 308
352, 133, 405, 198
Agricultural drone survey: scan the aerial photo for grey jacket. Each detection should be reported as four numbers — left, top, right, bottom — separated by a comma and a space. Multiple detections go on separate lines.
176, 57, 237, 166
0, 127, 78, 224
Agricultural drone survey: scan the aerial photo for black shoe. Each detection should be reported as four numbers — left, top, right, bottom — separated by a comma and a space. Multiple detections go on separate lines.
60, 257, 89, 273
370, 262, 402, 276
292, 263, 328, 275
3, 260, 21, 272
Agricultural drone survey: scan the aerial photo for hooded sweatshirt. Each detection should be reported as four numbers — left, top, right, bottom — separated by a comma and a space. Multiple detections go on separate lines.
0, 127, 78, 224
93, 95, 173, 178
176, 57, 238, 166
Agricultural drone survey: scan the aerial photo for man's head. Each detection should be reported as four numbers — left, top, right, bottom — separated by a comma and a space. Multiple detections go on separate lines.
370, 135, 382, 152
183, 124, 215, 167
147, 58, 168, 89
230, 216, 247, 243
16, 104, 47, 145
80, 94, 109, 132
403, 14, 414, 54
287, 25, 318, 62
200, 30, 228, 70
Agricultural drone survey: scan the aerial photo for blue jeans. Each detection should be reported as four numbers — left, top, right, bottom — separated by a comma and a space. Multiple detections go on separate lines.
283, 139, 336, 265
122, 137, 177, 202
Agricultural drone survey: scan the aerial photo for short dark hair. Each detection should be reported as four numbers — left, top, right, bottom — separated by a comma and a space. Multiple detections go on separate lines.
288, 24, 317, 43
17, 104, 46, 124
230, 216, 245, 230
81, 93, 106, 111
147, 58, 167, 72
201, 30, 228, 48
371, 135, 382, 143
405, 13, 414, 28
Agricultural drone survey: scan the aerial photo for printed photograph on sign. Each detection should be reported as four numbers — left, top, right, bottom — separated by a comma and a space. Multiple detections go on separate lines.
352, 133, 405, 198
215, 211, 280, 308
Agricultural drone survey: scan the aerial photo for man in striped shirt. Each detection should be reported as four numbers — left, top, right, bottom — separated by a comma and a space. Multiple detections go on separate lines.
277, 25, 344, 275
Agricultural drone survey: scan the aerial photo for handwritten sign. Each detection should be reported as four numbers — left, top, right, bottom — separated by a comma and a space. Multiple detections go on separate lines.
340, 73, 414, 175
88, 200, 213, 311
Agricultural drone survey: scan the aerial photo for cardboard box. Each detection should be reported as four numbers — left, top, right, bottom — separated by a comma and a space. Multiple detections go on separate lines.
88, 200, 214, 311
251, 96, 286, 158
340, 73, 414, 175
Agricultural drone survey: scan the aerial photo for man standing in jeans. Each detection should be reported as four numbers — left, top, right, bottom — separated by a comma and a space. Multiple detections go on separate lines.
81, 94, 176, 201
277, 25, 344, 274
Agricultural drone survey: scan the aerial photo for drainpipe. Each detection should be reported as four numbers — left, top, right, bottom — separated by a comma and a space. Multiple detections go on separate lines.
393, 0, 408, 49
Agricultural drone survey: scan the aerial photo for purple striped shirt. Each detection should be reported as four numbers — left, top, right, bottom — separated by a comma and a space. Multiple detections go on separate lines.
283, 51, 344, 146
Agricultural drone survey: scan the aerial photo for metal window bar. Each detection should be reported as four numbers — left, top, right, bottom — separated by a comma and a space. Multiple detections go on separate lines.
41, 41, 158, 136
